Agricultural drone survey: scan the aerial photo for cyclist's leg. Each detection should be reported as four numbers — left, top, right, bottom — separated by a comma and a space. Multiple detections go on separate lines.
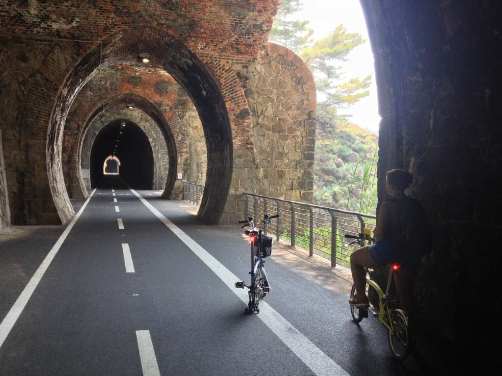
350, 246, 376, 304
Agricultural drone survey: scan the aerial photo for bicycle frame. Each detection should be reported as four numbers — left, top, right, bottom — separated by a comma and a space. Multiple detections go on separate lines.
366, 268, 396, 331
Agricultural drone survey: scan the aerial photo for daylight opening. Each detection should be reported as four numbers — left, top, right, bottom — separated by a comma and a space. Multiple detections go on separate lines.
103, 155, 121, 176
270, 0, 380, 215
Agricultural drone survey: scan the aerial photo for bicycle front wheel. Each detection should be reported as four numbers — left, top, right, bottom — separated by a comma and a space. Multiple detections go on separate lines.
387, 308, 410, 360
349, 284, 367, 323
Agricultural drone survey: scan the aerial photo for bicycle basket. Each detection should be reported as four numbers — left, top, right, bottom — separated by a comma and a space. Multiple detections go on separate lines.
259, 235, 273, 258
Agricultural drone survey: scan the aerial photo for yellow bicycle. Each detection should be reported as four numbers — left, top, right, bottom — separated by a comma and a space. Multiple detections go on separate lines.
345, 233, 411, 360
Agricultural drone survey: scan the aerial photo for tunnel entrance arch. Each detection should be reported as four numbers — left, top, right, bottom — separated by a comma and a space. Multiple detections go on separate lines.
78, 94, 176, 198
48, 32, 233, 224
90, 120, 154, 190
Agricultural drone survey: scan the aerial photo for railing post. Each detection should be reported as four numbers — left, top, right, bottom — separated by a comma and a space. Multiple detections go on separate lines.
309, 207, 314, 257
330, 211, 337, 268
244, 194, 248, 219
357, 215, 365, 236
290, 202, 296, 248
276, 200, 280, 242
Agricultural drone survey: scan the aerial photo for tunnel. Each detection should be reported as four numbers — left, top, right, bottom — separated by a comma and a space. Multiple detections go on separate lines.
90, 120, 154, 190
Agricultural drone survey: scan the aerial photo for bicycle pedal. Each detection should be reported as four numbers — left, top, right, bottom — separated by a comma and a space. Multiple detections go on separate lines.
235, 281, 245, 289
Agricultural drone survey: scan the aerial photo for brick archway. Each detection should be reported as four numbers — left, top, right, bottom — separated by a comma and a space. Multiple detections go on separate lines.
48, 32, 236, 224
78, 94, 177, 200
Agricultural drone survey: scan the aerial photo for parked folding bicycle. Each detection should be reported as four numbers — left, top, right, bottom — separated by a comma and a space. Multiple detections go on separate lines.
235, 214, 278, 314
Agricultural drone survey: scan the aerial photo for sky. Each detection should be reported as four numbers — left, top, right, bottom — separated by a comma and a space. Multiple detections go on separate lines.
295, 0, 380, 135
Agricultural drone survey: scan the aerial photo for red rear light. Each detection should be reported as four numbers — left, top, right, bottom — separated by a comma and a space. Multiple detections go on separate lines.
391, 263, 400, 271
248, 236, 256, 245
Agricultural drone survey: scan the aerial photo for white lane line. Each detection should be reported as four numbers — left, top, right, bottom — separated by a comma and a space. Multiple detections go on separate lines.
112, 189, 115, 193
0, 190, 96, 349
130, 189, 349, 376
113, 198, 118, 203
122, 243, 135, 273
115, 205, 120, 213
136, 330, 161, 376
117, 218, 125, 230
113, 192, 116, 197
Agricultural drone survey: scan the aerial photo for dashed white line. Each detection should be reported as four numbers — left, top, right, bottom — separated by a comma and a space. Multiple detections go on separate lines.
113, 198, 117, 203
117, 218, 125, 230
130, 189, 350, 376
136, 330, 161, 376
122, 243, 135, 273
115, 205, 120, 213
0, 190, 96, 349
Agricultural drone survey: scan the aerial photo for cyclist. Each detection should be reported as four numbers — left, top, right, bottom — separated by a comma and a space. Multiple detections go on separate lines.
349, 169, 431, 310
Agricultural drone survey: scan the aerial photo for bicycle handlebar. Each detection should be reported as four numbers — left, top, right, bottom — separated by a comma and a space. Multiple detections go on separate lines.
238, 214, 279, 226
344, 233, 375, 244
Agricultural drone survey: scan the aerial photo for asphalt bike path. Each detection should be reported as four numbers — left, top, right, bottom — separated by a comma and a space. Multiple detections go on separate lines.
141, 192, 405, 376
0, 190, 408, 375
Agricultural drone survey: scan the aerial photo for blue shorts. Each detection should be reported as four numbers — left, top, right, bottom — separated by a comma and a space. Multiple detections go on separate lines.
369, 240, 395, 266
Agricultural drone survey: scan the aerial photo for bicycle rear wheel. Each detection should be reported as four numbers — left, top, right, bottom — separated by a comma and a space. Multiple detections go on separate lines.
387, 308, 410, 359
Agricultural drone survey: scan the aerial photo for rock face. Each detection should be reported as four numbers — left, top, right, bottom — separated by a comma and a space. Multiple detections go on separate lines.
361, 0, 502, 370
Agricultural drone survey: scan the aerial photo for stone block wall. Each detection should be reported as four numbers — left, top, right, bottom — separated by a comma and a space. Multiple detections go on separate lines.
242, 43, 316, 202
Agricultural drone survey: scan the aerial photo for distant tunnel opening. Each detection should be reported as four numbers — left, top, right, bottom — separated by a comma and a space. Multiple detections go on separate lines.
90, 120, 153, 189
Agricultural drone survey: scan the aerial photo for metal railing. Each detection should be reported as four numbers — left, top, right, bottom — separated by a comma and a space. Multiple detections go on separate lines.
182, 181, 204, 206
243, 193, 376, 268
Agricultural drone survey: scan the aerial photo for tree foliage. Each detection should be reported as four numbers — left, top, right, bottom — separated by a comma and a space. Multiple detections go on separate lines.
270, 0, 378, 214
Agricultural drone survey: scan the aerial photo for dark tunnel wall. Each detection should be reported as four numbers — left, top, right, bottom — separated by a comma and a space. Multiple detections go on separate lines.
90, 120, 154, 189
360, 0, 502, 372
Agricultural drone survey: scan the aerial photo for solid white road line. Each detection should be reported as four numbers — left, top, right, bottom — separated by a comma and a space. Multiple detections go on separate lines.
122, 243, 135, 273
113, 198, 117, 203
117, 218, 125, 230
136, 330, 161, 376
115, 205, 120, 213
130, 189, 350, 376
0, 190, 96, 349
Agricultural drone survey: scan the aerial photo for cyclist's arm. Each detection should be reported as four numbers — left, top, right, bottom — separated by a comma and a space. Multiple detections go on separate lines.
373, 202, 388, 241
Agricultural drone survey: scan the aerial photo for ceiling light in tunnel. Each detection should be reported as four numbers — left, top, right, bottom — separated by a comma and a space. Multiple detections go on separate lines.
139, 53, 151, 64
127, 105, 134, 110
